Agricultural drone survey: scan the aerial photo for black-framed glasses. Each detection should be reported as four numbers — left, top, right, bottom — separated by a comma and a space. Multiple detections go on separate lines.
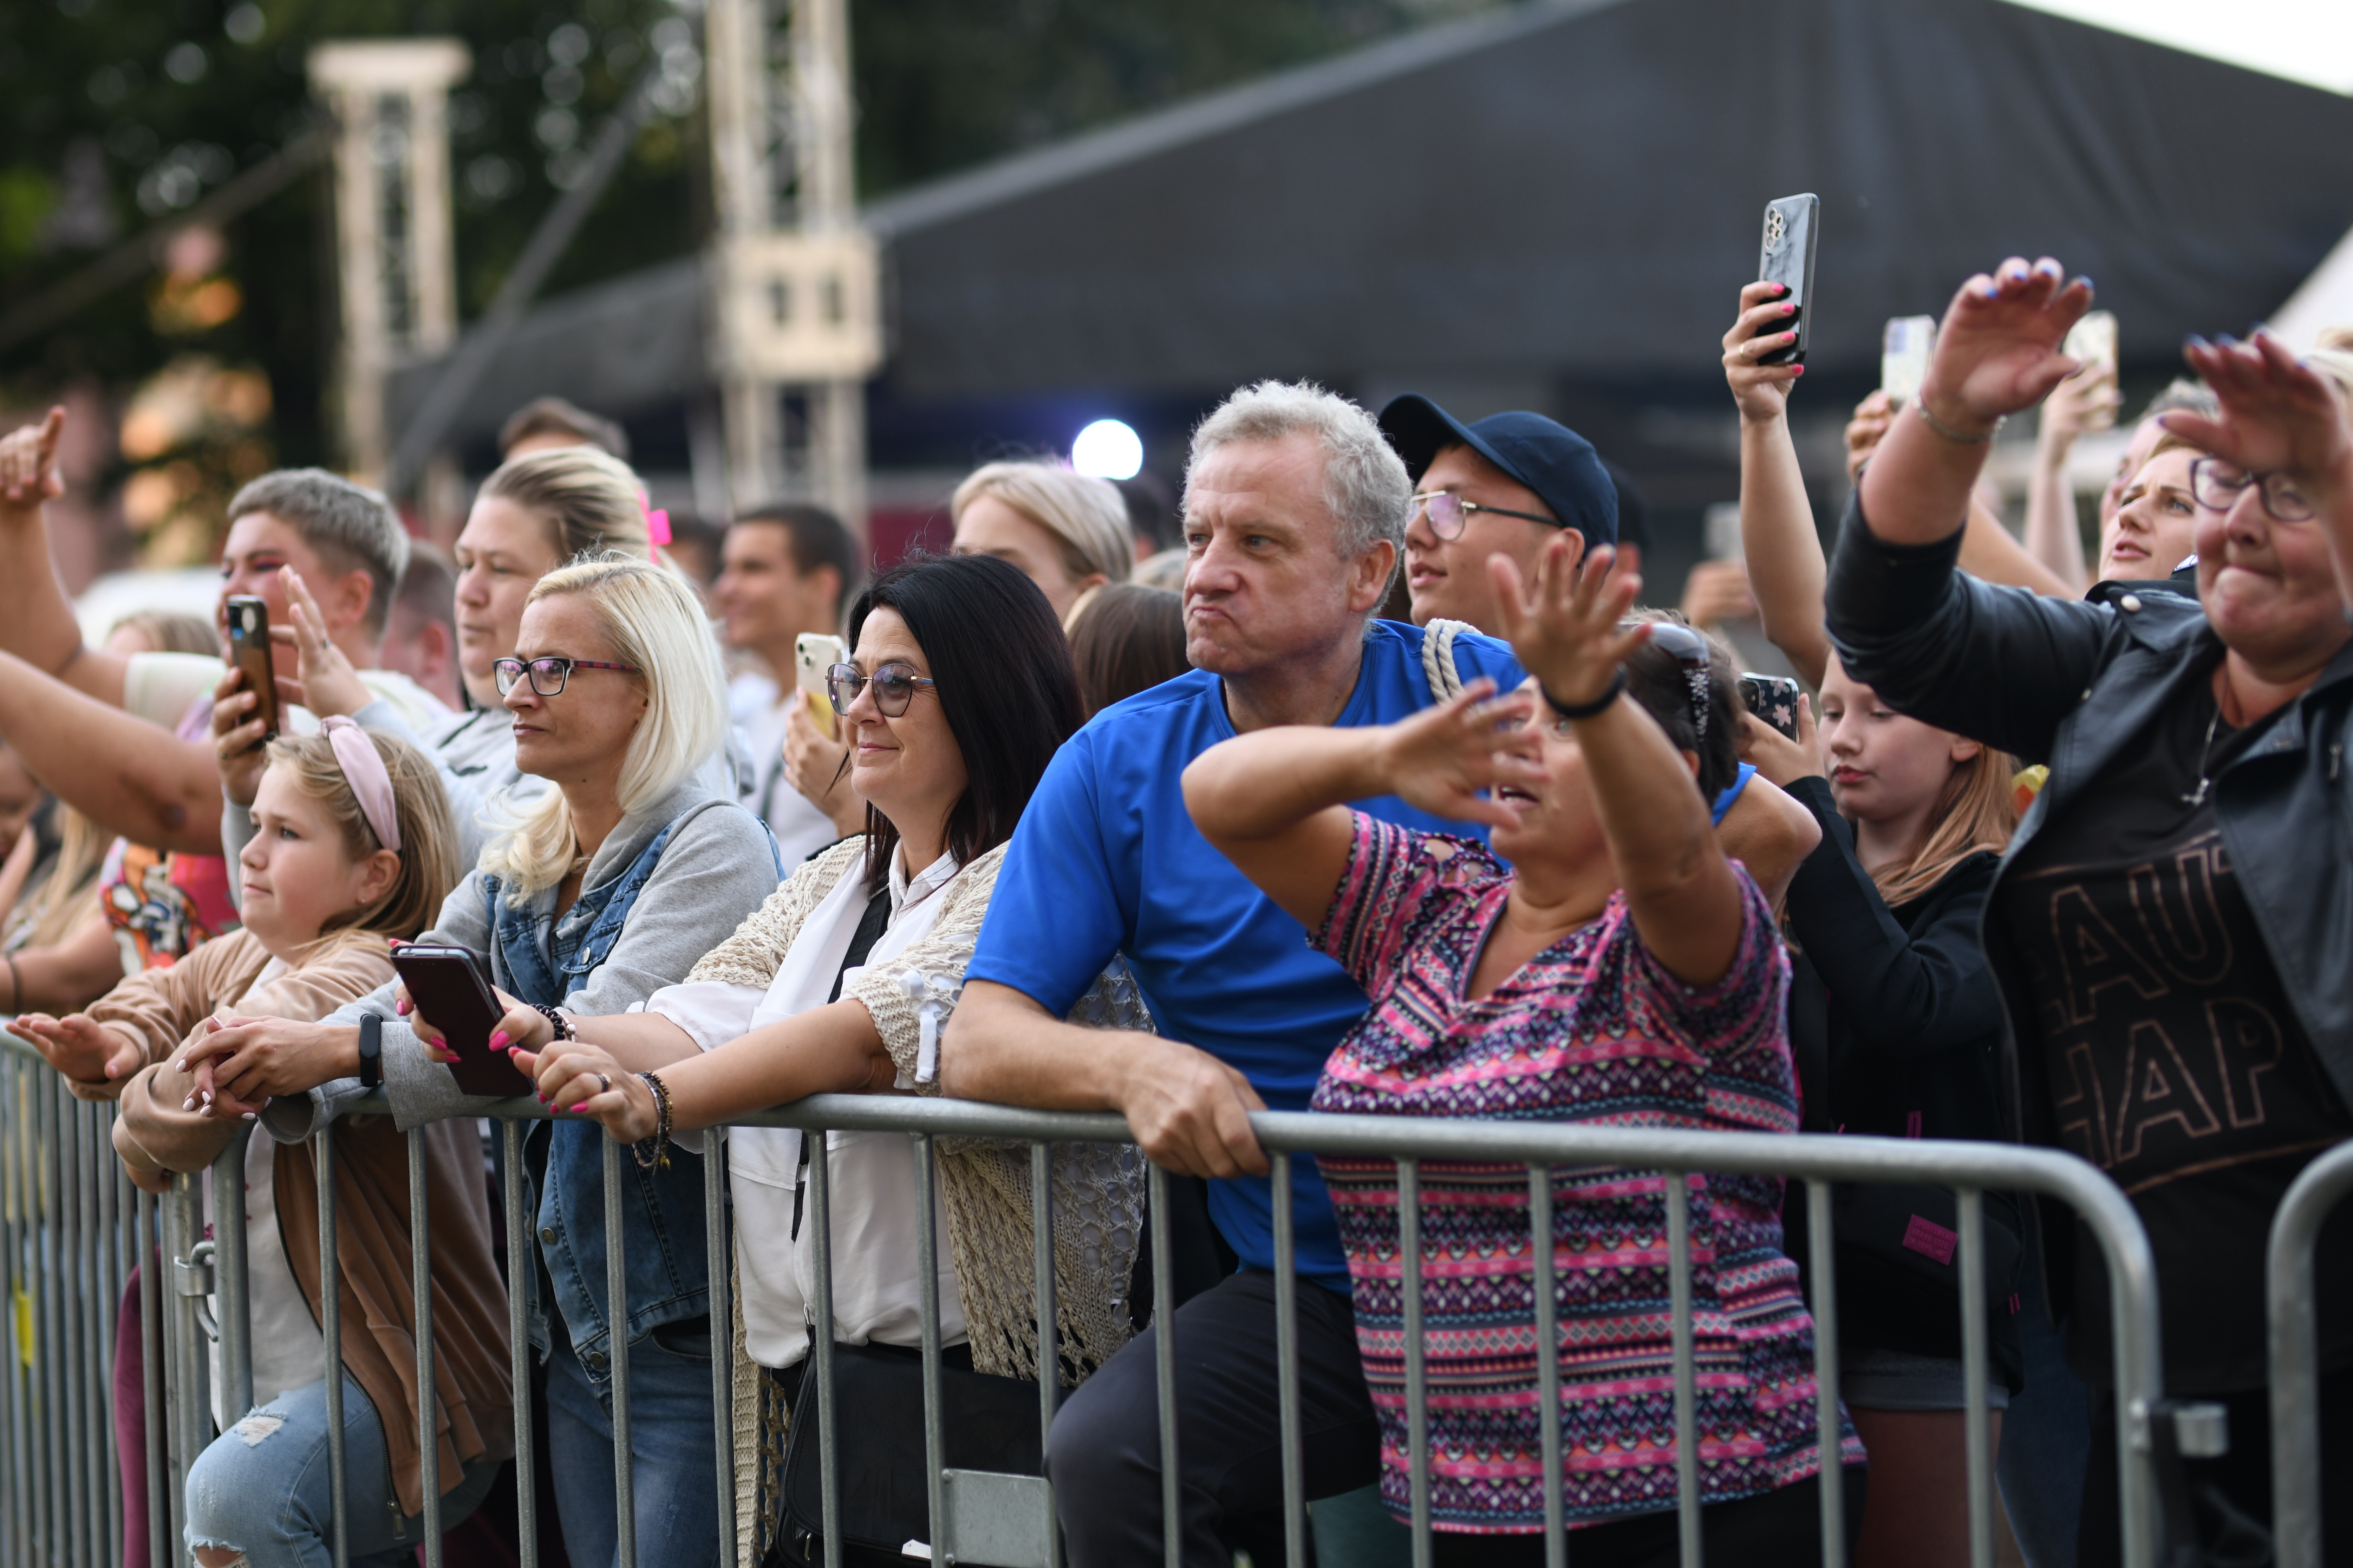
1411, 490, 1559, 541
827, 660, 939, 718
493, 655, 644, 697
2190, 457, 2314, 523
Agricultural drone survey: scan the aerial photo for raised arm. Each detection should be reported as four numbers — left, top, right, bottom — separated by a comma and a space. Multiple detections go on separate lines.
1181, 681, 1537, 932
1492, 540, 1745, 985
1724, 281, 1831, 686
2021, 368, 2113, 593
0, 410, 134, 704
0, 652, 227, 854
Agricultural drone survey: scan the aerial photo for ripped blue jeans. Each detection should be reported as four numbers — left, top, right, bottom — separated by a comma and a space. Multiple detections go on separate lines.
184, 1375, 499, 1568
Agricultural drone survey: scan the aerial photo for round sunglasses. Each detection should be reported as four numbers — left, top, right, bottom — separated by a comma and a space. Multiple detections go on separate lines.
827, 661, 939, 718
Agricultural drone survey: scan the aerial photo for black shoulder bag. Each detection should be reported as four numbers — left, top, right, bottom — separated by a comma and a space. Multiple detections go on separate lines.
772, 888, 1048, 1567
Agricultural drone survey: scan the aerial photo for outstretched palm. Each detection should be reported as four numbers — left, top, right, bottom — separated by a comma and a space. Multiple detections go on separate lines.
2166, 334, 2353, 482
1927, 257, 2094, 427
1488, 536, 1649, 711
1378, 680, 1546, 831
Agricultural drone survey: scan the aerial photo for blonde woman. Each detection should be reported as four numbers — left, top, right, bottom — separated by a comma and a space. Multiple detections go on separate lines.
179, 557, 782, 1568
950, 459, 1131, 625
215, 444, 662, 869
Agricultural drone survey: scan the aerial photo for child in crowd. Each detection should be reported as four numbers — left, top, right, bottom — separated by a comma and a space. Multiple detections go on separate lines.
8, 723, 509, 1568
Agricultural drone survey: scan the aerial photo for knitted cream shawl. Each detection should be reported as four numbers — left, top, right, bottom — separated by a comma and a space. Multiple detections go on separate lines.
692, 836, 1149, 1389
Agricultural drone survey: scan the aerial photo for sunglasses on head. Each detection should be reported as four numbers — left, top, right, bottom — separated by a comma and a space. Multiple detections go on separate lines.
1635, 620, 1716, 745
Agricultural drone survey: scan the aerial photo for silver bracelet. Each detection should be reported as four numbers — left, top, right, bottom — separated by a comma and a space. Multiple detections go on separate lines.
1914, 398, 2003, 445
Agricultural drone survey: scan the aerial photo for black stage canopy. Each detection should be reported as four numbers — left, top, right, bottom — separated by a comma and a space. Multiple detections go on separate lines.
389, 0, 2353, 449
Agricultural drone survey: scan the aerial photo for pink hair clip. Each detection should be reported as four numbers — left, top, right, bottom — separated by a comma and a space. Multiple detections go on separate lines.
639, 490, 672, 547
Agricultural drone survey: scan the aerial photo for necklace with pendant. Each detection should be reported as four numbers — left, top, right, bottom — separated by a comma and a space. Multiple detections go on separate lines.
2182, 704, 2223, 807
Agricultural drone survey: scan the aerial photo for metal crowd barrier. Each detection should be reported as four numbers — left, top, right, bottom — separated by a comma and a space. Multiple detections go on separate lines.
2268, 1139, 2353, 1568
0, 1034, 154, 1568
14, 1068, 2196, 1568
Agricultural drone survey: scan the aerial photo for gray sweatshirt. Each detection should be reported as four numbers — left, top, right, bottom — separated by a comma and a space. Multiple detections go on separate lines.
266, 779, 782, 1141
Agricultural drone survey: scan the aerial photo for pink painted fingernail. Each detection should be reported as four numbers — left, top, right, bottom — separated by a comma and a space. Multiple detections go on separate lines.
396, 999, 410, 1015
489, 1031, 509, 1052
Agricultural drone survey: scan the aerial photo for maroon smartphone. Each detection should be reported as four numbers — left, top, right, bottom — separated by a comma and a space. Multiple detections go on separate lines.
225, 596, 279, 743
389, 945, 533, 1096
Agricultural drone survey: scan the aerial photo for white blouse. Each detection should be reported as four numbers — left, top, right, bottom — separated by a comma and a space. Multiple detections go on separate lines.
645, 847, 967, 1370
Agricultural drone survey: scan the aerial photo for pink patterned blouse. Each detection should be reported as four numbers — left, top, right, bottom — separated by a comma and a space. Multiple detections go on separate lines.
1309, 813, 1860, 1533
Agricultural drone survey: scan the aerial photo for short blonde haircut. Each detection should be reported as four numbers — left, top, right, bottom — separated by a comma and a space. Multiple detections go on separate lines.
951, 461, 1131, 588
262, 728, 460, 942
480, 445, 653, 565
478, 556, 730, 898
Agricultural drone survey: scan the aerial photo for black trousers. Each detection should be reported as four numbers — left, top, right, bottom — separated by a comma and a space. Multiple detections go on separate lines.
1046, 1269, 1380, 1568
1428, 1469, 1868, 1568
2080, 1368, 2353, 1568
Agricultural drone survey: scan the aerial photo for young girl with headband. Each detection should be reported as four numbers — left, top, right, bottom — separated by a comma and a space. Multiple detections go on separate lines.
7, 721, 515, 1568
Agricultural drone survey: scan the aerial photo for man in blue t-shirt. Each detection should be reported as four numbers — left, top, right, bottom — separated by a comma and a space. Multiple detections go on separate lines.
950, 382, 1491, 1562
946, 384, 1815, 1563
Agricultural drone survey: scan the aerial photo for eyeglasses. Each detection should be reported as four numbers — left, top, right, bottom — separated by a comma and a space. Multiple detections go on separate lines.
2190, 457, 2314, 523
493, 655, 644, 697
827, 661, 939, 718
1411, 490, 1559, 542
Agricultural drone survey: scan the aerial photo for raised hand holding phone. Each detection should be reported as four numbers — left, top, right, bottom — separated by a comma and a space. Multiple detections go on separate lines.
1753, 194, 1819, 367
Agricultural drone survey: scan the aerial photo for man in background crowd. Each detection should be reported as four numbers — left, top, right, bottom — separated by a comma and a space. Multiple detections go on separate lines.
497, 394, 630, 462
377, 540, 462, 712
714, 501, 864, 861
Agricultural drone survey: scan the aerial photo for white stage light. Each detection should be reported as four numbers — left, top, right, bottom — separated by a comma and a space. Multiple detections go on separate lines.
1071, 418, 1144, 481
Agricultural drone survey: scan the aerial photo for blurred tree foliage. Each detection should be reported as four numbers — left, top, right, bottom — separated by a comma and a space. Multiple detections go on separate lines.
0, 0, 1495, 480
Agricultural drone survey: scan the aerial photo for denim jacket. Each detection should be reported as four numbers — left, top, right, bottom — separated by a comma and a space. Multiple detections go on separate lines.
277, 781, 787, 1374
493, 805, 782, 1368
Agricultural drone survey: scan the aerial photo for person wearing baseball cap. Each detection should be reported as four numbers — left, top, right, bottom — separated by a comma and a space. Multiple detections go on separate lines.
1377, 396, 1619, 628
1378, 393, 1823, 907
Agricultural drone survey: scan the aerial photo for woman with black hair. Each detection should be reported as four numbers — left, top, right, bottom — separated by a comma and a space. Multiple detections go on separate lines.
494, 555, 1150, 1516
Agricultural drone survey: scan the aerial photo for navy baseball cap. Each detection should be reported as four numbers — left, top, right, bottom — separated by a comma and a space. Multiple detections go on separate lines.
1378, 396, 1618, 548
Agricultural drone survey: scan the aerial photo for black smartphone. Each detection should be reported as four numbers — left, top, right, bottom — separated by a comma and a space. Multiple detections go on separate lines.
224, 595, 279, 744
389, 945, 533, 1096
1740, 674, 1804, 740
1755, 193, 1820, 367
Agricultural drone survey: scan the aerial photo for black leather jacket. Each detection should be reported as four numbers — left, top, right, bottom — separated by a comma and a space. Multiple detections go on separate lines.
1823, 500, 2353, 1313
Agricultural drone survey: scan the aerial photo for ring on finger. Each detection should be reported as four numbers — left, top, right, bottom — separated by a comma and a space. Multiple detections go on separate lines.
595, 1073, 611, 1097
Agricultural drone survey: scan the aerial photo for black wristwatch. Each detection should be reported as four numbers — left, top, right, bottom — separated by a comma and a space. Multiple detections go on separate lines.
357, 1012, 383, 1090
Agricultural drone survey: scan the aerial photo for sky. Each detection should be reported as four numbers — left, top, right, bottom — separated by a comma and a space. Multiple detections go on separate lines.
2005, 0, 2353, 93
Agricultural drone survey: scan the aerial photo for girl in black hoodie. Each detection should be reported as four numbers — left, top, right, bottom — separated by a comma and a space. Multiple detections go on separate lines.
1743, 655, 2022, 1568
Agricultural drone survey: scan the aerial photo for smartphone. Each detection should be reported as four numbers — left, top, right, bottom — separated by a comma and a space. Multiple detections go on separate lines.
1740, 674, 1804, 740
224, 596, 279, 744
1881, 316, 1937, 407
389, 945, 533, 1097
1755, 193, 1820, 367
2064, 310, 2118, 375
794, 633, 847, 740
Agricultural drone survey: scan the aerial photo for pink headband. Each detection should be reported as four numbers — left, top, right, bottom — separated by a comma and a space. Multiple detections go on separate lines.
320, 717, 402, 854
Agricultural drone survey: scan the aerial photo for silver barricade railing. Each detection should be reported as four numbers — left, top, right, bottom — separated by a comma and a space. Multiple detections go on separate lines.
131, 1087, 2189, 1568
2268, 1139, 2353, 1568
0, 1031, 146, 1568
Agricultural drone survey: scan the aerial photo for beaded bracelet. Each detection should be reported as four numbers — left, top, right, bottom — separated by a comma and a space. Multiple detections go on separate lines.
530, 1002, 576, 1044
634, 1071, 674, 1172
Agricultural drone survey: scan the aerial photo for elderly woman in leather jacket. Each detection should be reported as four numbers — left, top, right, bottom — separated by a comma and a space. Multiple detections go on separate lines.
1823, 255, 2353, 1567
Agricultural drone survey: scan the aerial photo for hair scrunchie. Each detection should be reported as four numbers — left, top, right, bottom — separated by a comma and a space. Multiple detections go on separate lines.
319, 715, 402, 853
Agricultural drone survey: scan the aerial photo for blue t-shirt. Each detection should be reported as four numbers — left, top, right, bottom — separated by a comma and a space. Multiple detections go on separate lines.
967, 619, 1755, 1289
